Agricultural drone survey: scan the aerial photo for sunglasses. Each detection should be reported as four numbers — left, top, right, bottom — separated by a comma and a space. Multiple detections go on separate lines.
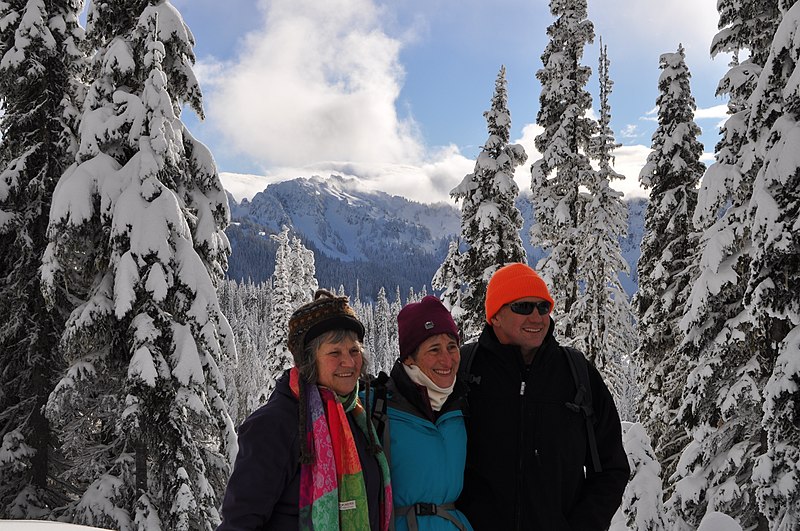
509, 301, 552, 316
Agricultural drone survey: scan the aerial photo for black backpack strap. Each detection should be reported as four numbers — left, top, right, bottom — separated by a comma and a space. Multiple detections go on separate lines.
367, 372, 397, 531
369, 372, 392, 464
458, 341, 481, 386
562, 346, 601, 473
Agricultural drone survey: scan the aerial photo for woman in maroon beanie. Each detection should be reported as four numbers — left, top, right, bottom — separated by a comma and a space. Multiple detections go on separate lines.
371, 295, 472, 531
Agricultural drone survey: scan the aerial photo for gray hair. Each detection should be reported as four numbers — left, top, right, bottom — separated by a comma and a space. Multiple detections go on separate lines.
298, 328, 367, 383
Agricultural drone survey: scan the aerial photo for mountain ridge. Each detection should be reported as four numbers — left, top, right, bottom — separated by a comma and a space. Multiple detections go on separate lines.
225, 174, 645, 300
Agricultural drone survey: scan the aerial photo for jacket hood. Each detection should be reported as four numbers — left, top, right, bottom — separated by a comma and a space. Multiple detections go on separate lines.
273, 369, 297, 401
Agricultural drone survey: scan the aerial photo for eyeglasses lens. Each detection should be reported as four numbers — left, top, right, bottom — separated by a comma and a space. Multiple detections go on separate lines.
509, 301, 551, 316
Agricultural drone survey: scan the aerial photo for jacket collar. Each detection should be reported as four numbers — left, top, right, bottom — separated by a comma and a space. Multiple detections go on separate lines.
478, 318, 558, 367
389, 361, 468, 421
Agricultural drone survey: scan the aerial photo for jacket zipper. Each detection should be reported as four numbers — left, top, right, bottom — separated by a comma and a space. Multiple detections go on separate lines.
516, 363, 532, 531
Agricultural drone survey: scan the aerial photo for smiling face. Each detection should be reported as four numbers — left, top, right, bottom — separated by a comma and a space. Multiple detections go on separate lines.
314, 333, 363, 396
490, 296, 551, 359
404, 333, 460, 388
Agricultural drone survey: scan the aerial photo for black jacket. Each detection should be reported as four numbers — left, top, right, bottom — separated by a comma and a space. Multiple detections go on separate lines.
456, 322, 630, 530
217, 370, 382, 530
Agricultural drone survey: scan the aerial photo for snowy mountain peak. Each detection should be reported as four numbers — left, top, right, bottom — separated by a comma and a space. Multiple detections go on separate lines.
241, 174, 462, 261
225, 176, 645, 300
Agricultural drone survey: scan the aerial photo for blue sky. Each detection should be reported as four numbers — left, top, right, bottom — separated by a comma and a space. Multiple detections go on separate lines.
171, 0, 730, 204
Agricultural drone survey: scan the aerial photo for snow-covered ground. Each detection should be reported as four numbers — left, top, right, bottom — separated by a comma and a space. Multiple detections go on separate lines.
1, 513, 744, 531
0, 523, 114, 531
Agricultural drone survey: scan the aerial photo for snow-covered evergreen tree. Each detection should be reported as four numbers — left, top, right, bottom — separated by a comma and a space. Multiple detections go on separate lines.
0, 0, 85, 518
696, 0, 778, 234
444, 65, 527, 337
288, 234, 317, 308
389, 286, 402, 362
217, 279, 271, 427
215, 281, 239, 423
40, 3, 235, 529
669, 3, 785, 529
530, 0, 596, 336
406, 286, 420, 305
711, 0, 780, 73
373, 286, 392, 374
351, 289, 376, 374
746, 2, 800, 527
431, 239, 466, 332
634, 45, 705, 496
265, 227, 297, 400
572, 40, 637, 416
264, 227, 319, 400
616, 422, 667, 531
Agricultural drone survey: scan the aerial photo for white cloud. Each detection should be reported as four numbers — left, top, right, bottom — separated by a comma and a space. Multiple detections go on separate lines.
694, 104, 728, 121
640, 106, 659, 122
694, 104, 728, 119
203, 0, 423, 171
610, 144, 652, 199
193, 56, 227, 87
620, 124, 639, 139
221, 122, 652, 205
511, 122, 543, 192
220, 144, 475, 205
512, 123, 649, 200
219, 172, 284, 203
201, 0, 703, 206
590, 0, 718, 61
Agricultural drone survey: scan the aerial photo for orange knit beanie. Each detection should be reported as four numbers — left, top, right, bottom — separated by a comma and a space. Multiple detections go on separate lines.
485, 263, 555, 323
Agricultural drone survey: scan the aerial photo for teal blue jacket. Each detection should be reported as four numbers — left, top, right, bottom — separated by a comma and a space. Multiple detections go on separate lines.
373, 362, 473, 531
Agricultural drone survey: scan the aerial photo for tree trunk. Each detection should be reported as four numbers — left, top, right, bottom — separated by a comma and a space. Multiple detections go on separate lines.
135, 439, 148, 493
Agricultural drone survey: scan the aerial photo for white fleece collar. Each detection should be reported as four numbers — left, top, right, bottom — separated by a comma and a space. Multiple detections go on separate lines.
402, 363, 455, 411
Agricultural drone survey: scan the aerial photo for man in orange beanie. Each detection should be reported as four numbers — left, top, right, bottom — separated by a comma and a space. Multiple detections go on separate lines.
456, 263, 629, 530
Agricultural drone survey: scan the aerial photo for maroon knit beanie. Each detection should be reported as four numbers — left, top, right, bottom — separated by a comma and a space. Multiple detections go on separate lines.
397, 295, 459, 360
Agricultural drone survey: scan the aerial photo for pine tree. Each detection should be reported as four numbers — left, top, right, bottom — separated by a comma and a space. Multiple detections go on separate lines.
264, 228, 318, 399
711, 0, 780, 72
696, 0, 778, 233
373, 287, 392, 374
288, 234, 318, 308
265, 227, 297, 401
668, 2, 784, 528
747, 2, 800, 527
445, 65, 527, 337
216, 280, 241, 424
217, 279, 268, 426
41, 3, 235, 529
619, 423, 667, 531
431, 239, 466, 331
530, 0, 596, 336
635, 45, 705, 497
572, 39, 637, 414
389, 286, 402, 362
406, 286, 418, 304
0, 0, 85, 518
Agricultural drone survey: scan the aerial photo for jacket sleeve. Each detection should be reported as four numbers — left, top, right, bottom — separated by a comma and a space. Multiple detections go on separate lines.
217, 406, 298, 530
567, 364, 631, 530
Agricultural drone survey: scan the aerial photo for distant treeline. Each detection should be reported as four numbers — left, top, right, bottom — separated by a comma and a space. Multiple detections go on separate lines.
226, 222, 450, 301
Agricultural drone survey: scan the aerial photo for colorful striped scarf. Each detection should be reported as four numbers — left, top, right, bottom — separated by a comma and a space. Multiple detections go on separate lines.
290, 368, 392, 530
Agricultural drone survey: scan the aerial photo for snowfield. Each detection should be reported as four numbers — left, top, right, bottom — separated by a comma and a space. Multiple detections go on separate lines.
0, 522, 114, 531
